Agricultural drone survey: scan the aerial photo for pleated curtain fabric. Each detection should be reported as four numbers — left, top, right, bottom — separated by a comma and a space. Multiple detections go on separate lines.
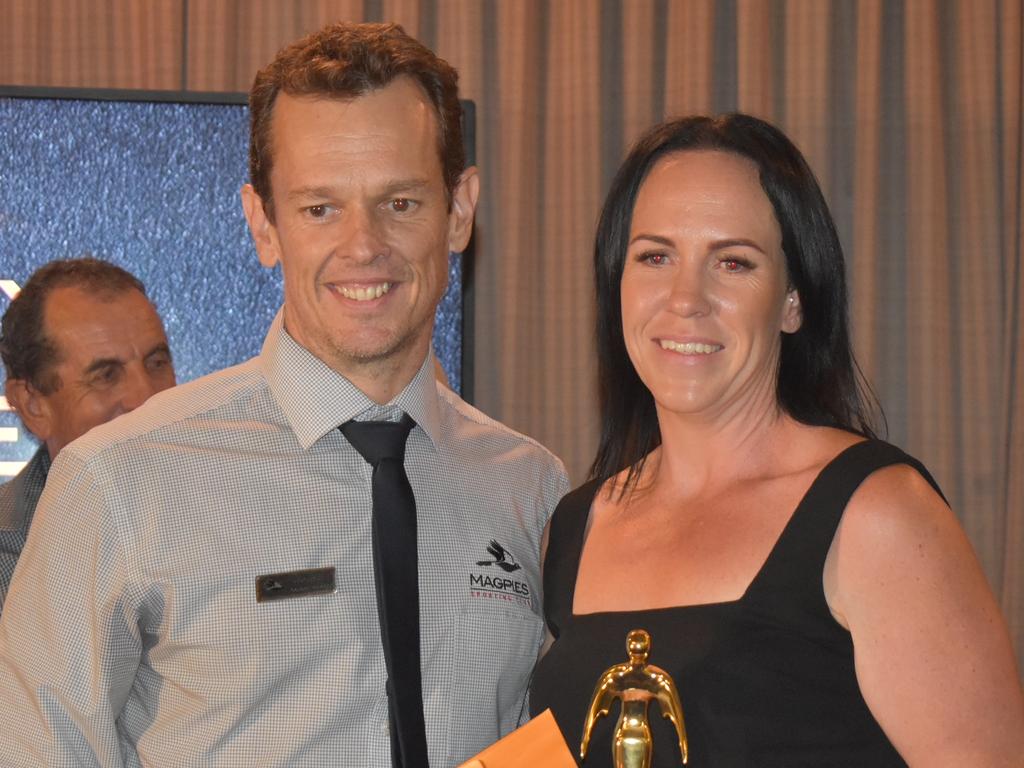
4, 0, 1021, 676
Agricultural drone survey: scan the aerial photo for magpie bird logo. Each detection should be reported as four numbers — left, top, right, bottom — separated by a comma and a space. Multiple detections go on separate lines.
476, 539, 522, 572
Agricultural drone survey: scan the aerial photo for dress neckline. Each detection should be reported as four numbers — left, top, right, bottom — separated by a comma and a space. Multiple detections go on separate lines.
567, 439, 871, 620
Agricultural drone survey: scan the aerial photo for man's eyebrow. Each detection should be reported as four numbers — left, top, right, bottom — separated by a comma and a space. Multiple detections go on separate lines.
83, 344, 171, 376
286, 179, 434, 201
143, 343, 172, 360
380, 178, 432, 195
286, 186, 335, 202
83, 357, 123, 375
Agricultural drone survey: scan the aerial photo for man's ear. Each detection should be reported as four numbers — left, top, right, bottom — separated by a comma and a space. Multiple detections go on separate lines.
447, 167, 480, 253
241, 184, 282, 269
5, 379, 53, 443
782, 290, 803, 334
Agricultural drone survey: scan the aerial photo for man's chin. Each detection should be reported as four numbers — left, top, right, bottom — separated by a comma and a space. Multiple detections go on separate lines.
342, 345, 401, 364
328, 334, 411, 368
301, 324, 431, 376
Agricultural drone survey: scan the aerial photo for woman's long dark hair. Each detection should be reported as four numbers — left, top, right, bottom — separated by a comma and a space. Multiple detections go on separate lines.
591, 114, 882, 490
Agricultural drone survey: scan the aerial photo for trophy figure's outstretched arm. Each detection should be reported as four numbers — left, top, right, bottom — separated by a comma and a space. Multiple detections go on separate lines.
580, 674, 619, 760
654, 682, 689, 764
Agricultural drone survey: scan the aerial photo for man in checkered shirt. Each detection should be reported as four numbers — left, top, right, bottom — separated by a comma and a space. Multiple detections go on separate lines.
0, 22, 568, 768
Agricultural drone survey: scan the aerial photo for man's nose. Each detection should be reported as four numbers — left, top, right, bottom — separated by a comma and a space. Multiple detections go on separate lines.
120, 366, 163, 412
339, 206, 388, 262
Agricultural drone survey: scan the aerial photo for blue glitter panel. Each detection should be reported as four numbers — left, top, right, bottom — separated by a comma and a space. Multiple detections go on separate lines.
0, 93, 464, 477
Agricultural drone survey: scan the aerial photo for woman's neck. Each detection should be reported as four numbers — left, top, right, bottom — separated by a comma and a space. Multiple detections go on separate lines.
644, 397, 798, 501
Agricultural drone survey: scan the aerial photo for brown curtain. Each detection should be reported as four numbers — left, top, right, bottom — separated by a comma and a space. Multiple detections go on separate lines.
462, 0, 1024, 675
2, 0, 1021, 671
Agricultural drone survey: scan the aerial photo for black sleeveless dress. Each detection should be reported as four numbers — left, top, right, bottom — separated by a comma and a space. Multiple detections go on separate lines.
530, 440, 943, 767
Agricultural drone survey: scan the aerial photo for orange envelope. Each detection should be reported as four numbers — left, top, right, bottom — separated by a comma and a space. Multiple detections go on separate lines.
457, 709, 577, 768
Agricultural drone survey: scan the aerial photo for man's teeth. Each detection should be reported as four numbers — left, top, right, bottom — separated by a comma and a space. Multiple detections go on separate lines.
660, 340, 722, 354
339, 282, 391, 301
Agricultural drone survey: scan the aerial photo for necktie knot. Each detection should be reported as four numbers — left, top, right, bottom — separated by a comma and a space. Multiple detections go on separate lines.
340, 413, 416, 467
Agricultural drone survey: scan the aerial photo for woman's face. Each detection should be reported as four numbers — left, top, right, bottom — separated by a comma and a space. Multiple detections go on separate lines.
620, 150, 802, 421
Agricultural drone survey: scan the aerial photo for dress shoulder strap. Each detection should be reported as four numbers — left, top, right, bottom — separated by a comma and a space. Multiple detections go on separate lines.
541, 479, 601, 638
745, 439, 946, 631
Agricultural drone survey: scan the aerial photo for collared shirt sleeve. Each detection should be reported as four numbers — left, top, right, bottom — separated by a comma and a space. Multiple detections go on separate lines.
543, 458, 571, 530
0, 449, 143, 767
518, 455, 569, 727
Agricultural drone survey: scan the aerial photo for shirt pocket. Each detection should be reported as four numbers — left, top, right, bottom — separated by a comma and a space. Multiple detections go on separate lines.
443, 601, 544, 765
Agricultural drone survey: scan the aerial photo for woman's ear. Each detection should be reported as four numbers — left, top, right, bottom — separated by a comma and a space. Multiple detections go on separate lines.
782, 290, 802, 334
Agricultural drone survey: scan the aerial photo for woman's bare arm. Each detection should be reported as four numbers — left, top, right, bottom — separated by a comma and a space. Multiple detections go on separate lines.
826, 465, 1024, 766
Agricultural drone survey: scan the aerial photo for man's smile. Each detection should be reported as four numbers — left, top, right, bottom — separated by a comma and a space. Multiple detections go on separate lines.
332, 281, 393, 302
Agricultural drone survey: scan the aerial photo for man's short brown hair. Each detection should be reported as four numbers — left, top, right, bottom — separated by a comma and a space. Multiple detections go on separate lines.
0, 258, 148, 394
248, 22, 465, 221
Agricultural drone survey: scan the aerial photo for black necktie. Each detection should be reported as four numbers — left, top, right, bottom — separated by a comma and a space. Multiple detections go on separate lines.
340, 413, 428, 768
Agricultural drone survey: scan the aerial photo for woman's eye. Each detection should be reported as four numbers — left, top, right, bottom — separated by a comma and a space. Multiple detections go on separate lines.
639, 251, 668, 266
720, 257, 753, 272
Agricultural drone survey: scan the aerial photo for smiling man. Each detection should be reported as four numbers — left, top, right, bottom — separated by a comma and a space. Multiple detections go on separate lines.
0, 23, 567, 768
0, 258, 175, 613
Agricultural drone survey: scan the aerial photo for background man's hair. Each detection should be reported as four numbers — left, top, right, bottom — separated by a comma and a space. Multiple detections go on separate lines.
0, 258, 147, 393
248, 21, 465, 221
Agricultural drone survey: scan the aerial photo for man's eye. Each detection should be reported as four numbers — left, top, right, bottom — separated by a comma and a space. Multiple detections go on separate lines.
388, 198, 415, 213
305, 204, 331, 218
90, 366, 121, 387
146, 353, 172, 372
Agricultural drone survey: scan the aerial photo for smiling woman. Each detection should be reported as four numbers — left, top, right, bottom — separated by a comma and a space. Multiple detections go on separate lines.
529, 114, 1024, 767
620, 150, 801, 424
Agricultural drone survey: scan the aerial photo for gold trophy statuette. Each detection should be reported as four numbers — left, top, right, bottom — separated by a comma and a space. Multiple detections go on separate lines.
580, 629, 688, 768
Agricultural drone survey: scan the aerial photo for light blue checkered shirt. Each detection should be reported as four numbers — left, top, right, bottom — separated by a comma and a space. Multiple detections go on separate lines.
0, 311, 568, 767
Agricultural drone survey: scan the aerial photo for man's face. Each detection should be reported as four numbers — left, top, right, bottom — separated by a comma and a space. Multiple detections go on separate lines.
10, 286, 176, 459
242, 78, 478, 402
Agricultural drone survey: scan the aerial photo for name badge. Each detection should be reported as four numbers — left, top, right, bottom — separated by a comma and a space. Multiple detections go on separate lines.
255, 567, 336, 603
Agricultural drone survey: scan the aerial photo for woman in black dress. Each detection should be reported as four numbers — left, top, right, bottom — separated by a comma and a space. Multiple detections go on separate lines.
530, 115, 1023, 766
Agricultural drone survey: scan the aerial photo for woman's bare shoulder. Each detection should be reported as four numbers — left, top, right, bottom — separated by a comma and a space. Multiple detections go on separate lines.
825, 452, 1024, 765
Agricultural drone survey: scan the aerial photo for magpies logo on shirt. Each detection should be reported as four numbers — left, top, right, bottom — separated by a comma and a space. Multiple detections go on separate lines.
470, 539, 531, 605
476, 539, 522, 572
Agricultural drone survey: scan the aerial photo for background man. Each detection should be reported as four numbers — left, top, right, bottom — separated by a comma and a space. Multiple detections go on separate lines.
0, 258, 175, 612
0, 22, 567, 767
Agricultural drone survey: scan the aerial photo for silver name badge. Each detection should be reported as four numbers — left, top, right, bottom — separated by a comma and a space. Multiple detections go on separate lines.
255, 567, 336, 603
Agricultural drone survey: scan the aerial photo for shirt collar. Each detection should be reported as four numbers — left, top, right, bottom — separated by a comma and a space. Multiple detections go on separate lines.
260, 310, 442, 451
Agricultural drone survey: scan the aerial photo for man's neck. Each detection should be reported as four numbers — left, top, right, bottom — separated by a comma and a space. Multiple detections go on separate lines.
332, 345, 430, 406
280, 317, 431, 405
344, 363, 421, 405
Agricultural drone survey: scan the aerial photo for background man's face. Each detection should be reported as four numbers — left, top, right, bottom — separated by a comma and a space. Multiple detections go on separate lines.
243, 77, 477, 396
26, 286, 176, 458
